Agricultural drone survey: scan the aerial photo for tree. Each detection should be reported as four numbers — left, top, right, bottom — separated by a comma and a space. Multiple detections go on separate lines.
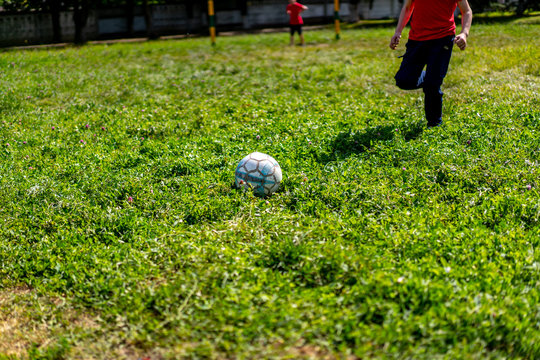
72, 0, 90, 44
0, 0, 64, 43
47, 0, 62, 43
466, 0, 491, 13
125, 0, 136, 35
143, 0, 157, 39
513, 0, 540, 16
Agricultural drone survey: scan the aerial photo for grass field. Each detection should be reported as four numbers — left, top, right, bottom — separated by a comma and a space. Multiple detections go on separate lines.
0, 16, 539, 359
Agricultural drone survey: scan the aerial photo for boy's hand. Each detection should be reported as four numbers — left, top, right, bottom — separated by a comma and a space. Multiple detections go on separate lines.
454, 33, 468, 50
390, 32, 401, 50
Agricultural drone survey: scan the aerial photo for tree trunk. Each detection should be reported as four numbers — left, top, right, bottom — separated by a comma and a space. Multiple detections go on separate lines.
516, 0, 526, 16
240, 0, 249, 29
186, 0, 194, 33
143, 0, 157, 39
361, 0, 371, 19
126, 0, 135, 36
73, 0, 89, 44
49, 0, 62, 43
349, 0, 360, 22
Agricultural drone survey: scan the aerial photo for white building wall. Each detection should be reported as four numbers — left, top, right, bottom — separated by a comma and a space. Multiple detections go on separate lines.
353, 0, 401, 20
0, 1, 400, 46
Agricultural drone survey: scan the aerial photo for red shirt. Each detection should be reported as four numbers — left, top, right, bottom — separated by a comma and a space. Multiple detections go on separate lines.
409, 0, 458, 41
287, 2, 304, 25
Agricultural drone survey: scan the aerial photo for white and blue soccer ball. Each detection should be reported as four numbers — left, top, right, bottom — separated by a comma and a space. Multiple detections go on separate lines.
235, 152, 282, 197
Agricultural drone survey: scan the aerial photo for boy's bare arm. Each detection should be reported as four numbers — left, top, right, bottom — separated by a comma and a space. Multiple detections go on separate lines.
390, 0, 414, 50
455, 0, 472, 50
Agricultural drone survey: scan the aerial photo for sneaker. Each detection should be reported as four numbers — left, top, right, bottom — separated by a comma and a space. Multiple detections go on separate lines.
427, 120, 443, 128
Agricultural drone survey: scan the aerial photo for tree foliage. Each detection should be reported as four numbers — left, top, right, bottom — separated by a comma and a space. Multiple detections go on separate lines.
0, 0, 52, 12
0, 0, 178, 12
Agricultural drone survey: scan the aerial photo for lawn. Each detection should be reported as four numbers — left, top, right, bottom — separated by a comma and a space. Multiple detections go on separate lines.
0, 16, 539, 359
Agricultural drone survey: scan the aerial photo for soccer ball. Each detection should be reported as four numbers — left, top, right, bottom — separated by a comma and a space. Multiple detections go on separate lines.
235, 152, 282, 197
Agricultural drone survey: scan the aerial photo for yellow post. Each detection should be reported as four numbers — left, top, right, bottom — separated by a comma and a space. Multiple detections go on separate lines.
334, 0, 340, 40
208, 0, 216, 45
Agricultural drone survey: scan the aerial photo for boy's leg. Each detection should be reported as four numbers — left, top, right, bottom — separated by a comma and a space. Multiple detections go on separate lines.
298, 26, 304, 45
423, 36, 454, 126
395, 40, 427, 90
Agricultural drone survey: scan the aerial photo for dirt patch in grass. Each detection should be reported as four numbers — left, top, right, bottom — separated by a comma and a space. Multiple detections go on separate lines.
0, 286, 146, 359
267, 340, 358, 360
0, 286, 50, 357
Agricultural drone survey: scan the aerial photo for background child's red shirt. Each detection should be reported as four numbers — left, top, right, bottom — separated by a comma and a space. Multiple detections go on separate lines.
287, 2, 304, 25
409, 0, 458, 41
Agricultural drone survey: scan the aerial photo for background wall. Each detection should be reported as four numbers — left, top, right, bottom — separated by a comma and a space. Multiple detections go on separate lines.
0, 0, 403, 47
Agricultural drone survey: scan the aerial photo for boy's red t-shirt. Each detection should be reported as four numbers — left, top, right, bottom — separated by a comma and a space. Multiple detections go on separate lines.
409, 0, 458, 41
287, 2, 304, 25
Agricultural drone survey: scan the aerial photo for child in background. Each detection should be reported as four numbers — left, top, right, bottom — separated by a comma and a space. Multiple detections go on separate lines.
287, 0, 308, 46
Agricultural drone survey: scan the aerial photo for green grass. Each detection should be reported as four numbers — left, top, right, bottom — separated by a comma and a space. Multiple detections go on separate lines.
0, 18, 539, 359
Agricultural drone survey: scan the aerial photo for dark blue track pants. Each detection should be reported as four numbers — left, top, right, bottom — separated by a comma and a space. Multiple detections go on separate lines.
395, 35, 455, 126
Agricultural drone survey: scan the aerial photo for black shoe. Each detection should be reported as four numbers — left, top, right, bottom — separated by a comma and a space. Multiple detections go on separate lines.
427, 120, 443, 128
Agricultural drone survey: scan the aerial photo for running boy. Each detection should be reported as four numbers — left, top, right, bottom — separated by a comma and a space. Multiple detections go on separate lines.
390, 0, 472, 127
287, 0, 308, 46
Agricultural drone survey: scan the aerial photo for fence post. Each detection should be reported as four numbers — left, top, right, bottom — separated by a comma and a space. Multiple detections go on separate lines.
208, 0, 216, 45
334, 0, 340, 40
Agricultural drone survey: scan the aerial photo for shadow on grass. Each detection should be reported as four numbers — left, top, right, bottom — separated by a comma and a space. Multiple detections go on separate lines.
317, 121, 425, 164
